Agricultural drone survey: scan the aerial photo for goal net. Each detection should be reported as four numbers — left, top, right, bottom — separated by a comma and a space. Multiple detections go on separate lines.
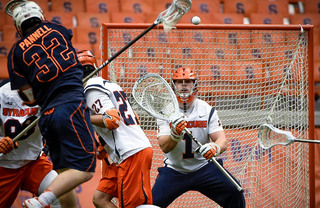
100, 23, 314, 208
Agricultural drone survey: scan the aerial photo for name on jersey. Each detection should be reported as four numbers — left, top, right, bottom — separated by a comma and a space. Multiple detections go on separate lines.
19, 25, 52, 51
186, 120, 207, 128
3, 107, 39, 117
170, 120, 207, 128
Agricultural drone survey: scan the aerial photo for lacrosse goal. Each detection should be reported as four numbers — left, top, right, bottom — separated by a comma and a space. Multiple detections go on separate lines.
100, 23, 314, 207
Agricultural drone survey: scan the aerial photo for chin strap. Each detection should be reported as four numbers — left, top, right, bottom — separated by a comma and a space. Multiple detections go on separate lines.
183, 102, 187, 112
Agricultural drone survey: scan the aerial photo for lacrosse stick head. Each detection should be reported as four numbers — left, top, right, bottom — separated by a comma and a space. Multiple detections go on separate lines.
132, 73, 181, 122
156, 0, 192, 33
5, 0, 26, 16
258, 124, 295, 149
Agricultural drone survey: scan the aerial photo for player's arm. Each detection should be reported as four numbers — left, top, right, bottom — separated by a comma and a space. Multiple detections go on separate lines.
209, 131, 228, 154
18, 84, 37, 106
158, 117, 186, 153
197, 131, 227, 159
90, 109, 121, 130
85, 88, 121, 130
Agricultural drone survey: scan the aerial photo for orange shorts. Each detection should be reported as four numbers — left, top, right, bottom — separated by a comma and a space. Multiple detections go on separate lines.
0, 155, 53, 208
97, 147, 153, 208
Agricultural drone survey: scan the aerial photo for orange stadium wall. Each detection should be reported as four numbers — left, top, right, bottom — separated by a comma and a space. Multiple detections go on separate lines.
11, 128, 320, 208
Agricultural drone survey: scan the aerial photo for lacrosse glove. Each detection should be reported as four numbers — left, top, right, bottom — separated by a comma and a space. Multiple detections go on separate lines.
0, 137, 18, 155
196, 143, 221, 159
97, 145, 107, 160
102, 109, 121, 130
170, 117, 187, 142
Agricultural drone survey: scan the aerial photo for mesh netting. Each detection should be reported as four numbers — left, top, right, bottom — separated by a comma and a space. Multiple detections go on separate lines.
258, 124, 294, 149
101, 24, 311, 208
132, 74, 178, 121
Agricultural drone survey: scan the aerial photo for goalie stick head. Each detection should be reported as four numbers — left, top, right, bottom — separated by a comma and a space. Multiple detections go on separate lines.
76, 50, 98, 78
171, 67, 198, 107
5, 0, 45, 37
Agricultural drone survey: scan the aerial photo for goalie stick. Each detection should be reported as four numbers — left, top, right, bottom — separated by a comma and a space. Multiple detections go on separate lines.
132, 73, 243, 192
5, 0, 191, 144
258, 123, 320, 149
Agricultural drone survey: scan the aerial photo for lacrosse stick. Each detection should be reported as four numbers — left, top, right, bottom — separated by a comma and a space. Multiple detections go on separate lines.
132, 73, 243, 192
258, 123, 320, 150
4, 0, 191, 143
82, 0, 192, 83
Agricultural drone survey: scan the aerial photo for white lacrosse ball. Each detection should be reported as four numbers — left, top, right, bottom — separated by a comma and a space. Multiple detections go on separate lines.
192, 16, 201, 25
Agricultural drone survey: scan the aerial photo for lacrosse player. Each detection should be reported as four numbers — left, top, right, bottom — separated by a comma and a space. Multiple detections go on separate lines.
152, 67, 246, 208
5, 1, 96, 207
0, 79, 62, 208
78, 50, 155, 208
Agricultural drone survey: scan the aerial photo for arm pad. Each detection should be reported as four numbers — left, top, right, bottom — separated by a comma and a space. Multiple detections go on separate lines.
102, 109, 121, 130
18, 87, 37, 106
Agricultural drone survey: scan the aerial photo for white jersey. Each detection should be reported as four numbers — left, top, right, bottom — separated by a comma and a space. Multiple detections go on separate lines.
84, 77, 151, 165
157, 98, 224, 173
0, 82, 42, 169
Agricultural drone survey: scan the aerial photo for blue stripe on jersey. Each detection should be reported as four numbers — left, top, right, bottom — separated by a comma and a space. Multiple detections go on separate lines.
84, 84, 106, 92
84, 84, 111, 96
208, 107, 215, 124
0, 79, 10, 88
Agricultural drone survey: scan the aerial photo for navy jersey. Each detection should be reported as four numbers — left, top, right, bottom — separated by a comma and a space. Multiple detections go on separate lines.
7, 21, 84, 112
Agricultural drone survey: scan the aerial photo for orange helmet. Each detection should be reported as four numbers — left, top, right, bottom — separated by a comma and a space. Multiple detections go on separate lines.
171, 67, 198, 104
76, 50, 97, 78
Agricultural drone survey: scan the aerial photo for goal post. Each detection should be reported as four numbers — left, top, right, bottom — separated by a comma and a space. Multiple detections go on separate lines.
100, 23, 315, 207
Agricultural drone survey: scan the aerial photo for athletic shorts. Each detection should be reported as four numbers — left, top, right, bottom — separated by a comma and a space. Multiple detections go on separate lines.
97, 147, 153, 208
0, 156, 53, 208
39, 100, 96, 172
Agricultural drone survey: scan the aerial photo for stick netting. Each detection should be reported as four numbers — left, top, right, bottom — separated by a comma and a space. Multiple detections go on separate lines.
101, 24, 312, 208
132, 74, 178, 121
258, 124, 294, 149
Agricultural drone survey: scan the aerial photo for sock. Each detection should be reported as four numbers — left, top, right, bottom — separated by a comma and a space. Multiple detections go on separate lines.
38, 190, 58, 206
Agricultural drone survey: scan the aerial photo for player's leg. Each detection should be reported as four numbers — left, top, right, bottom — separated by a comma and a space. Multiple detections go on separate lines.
0, 166, 25, 207
55, 169, 77, 208
193, 160, 245, 208
93, 190, 117, 208
117, 147, 153, 208
93, 163, 118, 208
152, 166, 189, 207
24, 101, 96, 207
20, 155, 61, 207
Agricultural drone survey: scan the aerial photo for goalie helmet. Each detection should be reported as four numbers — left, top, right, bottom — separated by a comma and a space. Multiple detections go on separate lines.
5, 1, 45, 37
171, 67, 198, 104
76, 50, 97, 78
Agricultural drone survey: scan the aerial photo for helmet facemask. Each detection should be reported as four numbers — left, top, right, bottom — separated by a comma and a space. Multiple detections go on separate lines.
171, 67, 198, 109
172, 79, 198, 103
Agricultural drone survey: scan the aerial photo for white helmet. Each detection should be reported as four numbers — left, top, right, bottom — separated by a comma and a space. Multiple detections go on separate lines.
5, 1, 45, 36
